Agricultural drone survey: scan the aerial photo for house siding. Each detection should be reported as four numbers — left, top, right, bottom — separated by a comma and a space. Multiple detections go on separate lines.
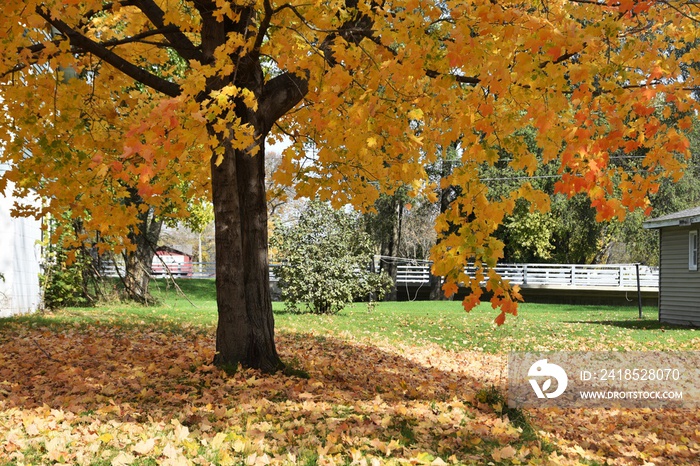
659, 226, 700, 326
0, 179, 42, 318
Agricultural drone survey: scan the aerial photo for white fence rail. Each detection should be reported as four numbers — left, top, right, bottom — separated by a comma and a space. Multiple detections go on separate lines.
101, 261, 217, 279
101, 260, 659, 290
395, 263, 658, 289
102, 261, 279, 281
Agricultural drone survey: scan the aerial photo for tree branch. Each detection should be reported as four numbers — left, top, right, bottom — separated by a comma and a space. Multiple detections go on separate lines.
259, 72, 309, 134
81, 1, 138, 26
567, 0, 614, 5
133, 0, 202, 62
539, 51, 580, 69
101, 26, 185, 48
425, 69, 480, 86
253, 0, 274, 56
1, 38, 63, 79
36, 6, 182, 97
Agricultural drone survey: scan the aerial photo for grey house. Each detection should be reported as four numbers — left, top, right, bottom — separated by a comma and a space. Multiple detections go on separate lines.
643, 206, 700, 326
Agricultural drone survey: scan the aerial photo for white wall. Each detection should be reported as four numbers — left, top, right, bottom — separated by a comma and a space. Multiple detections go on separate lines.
0, 168, 42, 317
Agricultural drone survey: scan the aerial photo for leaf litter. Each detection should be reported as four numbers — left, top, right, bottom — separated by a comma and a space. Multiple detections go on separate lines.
0, 319, 698, 465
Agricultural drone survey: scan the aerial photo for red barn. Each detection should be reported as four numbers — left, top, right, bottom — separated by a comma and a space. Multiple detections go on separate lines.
152, 246, 193, 277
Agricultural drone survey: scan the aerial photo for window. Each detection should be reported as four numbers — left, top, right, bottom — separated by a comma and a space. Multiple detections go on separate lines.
690, 231, 698, 271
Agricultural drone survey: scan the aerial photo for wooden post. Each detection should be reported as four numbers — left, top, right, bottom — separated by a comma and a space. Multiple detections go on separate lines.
636, 263, 643, 319
619, 265, 624, 288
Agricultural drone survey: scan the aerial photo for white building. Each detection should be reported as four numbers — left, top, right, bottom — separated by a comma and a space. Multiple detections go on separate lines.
0, 163, 42, 317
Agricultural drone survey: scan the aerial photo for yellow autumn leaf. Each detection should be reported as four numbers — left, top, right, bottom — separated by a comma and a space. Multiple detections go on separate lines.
413, 451, 435, 464
162, 443, 180, 459
211, 432, 228, 450
408, 133, 424, 146
172, 420, 190, 442
407, 108, 424, 120
111, 452, 136, 466
491, 445, 517, 462
132, 438, 156, 455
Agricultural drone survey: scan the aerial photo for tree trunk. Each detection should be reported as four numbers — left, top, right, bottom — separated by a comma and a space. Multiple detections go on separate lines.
122, 204, 162, 304
429, 272, 446, 300
210, 131, 282, 373
123, 247, 153, 303
430, 153, 458, 301
197, 5, 305, 373
380, 197, 401, 301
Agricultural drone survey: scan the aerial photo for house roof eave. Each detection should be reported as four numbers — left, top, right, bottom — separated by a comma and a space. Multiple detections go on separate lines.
643, 215, 700, 229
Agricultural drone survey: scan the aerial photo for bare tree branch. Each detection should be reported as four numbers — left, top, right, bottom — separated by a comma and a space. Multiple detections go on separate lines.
253, 0, 274, 56
425, 69, 480, 86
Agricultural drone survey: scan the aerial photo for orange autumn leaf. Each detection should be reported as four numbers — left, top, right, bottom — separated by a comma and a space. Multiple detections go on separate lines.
494, 312, 507, 326
442, 281, 459, 298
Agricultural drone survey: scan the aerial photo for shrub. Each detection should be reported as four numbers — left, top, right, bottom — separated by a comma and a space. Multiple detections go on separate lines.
41, 216, 103, 309
271, 201, 392, 314
41, 247, 95, 309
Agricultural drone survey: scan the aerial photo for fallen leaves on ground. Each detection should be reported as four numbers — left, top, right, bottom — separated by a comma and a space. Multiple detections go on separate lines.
0, 320, 697, 465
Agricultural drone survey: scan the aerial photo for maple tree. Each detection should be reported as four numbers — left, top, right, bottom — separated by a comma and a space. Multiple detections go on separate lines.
1, 0, 699, 370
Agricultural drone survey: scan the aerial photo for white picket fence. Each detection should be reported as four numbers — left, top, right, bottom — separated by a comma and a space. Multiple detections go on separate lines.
395, 263, 658, 289
102, 261, 280, 280
101, 260, 659, 290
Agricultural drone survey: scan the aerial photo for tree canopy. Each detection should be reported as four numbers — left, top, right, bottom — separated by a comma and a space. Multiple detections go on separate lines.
1, 0, 699, 366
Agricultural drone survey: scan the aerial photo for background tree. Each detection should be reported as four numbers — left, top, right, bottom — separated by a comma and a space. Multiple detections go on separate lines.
364, 188, 410, 301
265, 150, 300, 219
119, 188, 165, 303
397, 200, 438, 261
500, 205, 556, 263
2, 0, 700, 368
550, 194, 608, 264
271, 201, 392, 314
612, 120, 700, 265
426, 143, 461, 300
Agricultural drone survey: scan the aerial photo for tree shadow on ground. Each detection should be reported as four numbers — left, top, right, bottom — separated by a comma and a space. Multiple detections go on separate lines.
0, 322, 501, 415
0, 320, 518, 463
564, 319, 696, 330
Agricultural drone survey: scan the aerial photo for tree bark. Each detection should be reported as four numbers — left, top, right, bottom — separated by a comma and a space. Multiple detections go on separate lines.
380, 234, 398, 301
208, 127, 283, 372
236, 139, 282, 371
378, 196, 402, 301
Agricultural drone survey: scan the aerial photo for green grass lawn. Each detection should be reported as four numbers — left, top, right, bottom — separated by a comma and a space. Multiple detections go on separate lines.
17, 278, 698, 353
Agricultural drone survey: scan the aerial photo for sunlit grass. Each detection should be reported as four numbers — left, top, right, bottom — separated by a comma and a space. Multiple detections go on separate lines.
10, 278, 695, 353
